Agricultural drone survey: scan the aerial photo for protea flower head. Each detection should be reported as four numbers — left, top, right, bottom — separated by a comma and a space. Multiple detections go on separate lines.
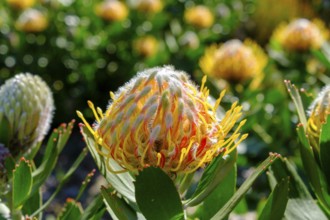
199, 39, 267, 86
0, 73, 54, 157
271, 18, 328, 51
95, 0, 128, 22
184, 5, 214, 29
15, 9, 48, 32
77, 66, 247, 175
134, 36, 159, 57
137, 0, 163, 14
7, 0, 35, 10
307, 85, 330, 151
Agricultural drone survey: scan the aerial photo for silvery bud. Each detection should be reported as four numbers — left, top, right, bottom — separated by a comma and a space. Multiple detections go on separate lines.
0, 73, 54, 157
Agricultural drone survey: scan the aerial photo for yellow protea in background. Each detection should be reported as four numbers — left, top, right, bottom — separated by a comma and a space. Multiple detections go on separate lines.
7, 0, 36, 10
15, 9, 48, 32
184, 5, 214, 29
199, 39, 267, 86
77, 66, 247, 175
271, 18, 328, 51
95, 0, 128, 22
136, 0, 163, 14
307, 85, 330, 152
0, 73, 54, 157
134, 36, 159, 58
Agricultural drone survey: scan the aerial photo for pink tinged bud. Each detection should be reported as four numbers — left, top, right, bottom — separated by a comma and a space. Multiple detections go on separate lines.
150, 125, 161, 143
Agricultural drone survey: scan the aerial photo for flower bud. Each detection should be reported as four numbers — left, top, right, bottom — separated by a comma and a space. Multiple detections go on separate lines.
78, 66, 247, 175
184, 5, 214, 29
199, 39, 267, 85
0, 73, 54, 157
271, 18, 328, 51
95, 0, 128, 22
307, 85, 330, 151
15, 9, 48, 32
134, 36, 159, 57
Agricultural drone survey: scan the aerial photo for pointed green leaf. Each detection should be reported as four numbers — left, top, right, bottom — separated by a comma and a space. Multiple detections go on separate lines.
184, 151, 236, 207
259, 179, 289, 220
81, 194, 106, 220
101, 186, 137, 220
193, 164, 236, 219
297, 125, 330, 209
80, 125, 136, 203
135, 167, 184, 220
22, 188, 42, 217
211, 153, 279, 220
12, 158, 33, 209
268, 158, 328, 219
57, 199, 83, 220
320, 115, 330, 188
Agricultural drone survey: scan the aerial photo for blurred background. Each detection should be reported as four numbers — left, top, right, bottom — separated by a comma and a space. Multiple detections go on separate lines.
1, 0, 330, 218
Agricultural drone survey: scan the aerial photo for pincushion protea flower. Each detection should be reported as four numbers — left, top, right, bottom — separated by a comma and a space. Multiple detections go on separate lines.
15, 9, 48, 32
7, 0, 35, 10
271, 18, 328, 51
0, 73, 54, 156
184, 5, 214, 29
199, 39, 267, 87
307, 85, 330, 151
95, 0, 128, 22
77, 66, 247, 175
134, 36, 159, 57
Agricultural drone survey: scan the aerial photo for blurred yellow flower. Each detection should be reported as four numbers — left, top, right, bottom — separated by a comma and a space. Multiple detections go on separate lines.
134, 36, 159, 57
15, 9, 48, 32
7, 0, 35, 10
184, 5, 214, 29
95, 0, 128, 22
137, 0, 163, 14
199, 39, 267, 86
77, 66, 247, 174
271, 18, 328, 51
307, 85, 330, 151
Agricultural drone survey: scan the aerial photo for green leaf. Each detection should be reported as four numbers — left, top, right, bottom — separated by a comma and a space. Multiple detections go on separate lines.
22, 188, 42, 217
184, 151, 236, 207
297, 126, 330, 209
101, 186, 137, 220
32, 121, 75, 192
134, 167, 184, 220
193, 164, 236, 220
268, 158, 328, 219
81, 194, 106, 220
12, 158, 33, 209
320, 115, 330, 188
210, 153, 279, 220
57, 199, 83, 220
259, 179, 289, 220
80, 125, 136, 203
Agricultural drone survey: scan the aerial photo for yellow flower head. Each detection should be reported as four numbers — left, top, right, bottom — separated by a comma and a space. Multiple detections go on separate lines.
200, 39, 268, 85
7, 0, 35, 10
271, 18, 328, 51
307, 85, 330, 148
137, 0, 163, 14
184, 5, 214, 29
15, 9, 48, 32
77, 66, 247, 175
95, 0, 128, 21
134, 36, 159, 57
